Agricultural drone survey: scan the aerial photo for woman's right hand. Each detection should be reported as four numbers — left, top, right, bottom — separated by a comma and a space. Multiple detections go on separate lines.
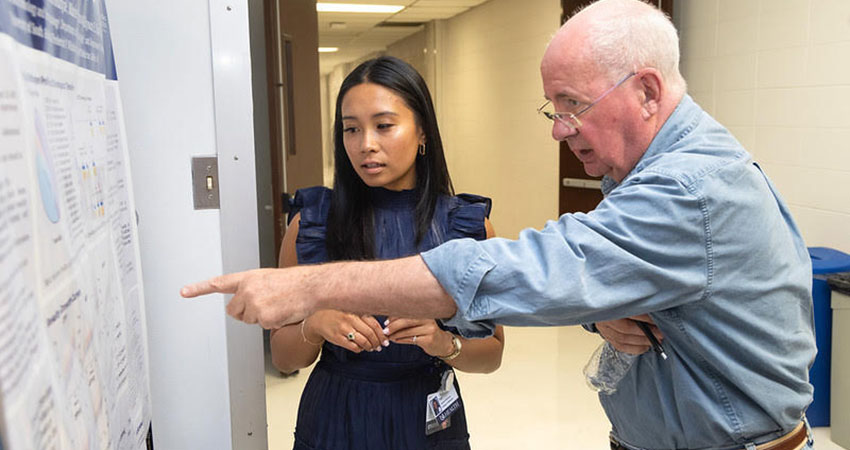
305, 310, 388, 353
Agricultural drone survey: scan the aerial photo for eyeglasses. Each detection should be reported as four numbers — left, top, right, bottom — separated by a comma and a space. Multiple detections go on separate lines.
537, 72, 636, 131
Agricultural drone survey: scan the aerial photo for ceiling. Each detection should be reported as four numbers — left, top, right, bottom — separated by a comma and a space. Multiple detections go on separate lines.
317, 0, 489, 74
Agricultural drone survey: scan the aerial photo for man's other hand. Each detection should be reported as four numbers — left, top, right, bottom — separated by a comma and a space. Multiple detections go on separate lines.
596, 314, 664, 355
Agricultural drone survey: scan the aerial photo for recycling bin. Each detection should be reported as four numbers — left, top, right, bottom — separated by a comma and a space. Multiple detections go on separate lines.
807, 247, 850, 427
829, 273, 850, 447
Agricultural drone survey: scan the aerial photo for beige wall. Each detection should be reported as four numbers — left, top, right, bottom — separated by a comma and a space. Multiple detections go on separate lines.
385, 29, 429, 82
675, 0, 850, 253
439, 0, 562, 238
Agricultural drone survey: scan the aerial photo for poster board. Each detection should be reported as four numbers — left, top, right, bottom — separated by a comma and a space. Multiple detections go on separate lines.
0, 0, 151, 448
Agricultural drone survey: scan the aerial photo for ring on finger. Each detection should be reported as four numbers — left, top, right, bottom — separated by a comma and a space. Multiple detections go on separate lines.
412, 335, 418, 344
347, 331, 356, 341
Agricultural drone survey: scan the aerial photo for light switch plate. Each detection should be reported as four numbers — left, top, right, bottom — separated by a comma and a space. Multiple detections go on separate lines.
192, 156, 220, 209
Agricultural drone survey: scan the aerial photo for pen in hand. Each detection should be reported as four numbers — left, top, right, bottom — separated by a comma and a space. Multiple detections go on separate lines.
634, 320, 668, 360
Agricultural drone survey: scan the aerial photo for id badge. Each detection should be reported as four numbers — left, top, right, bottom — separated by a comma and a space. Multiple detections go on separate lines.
425, 370, 460, 436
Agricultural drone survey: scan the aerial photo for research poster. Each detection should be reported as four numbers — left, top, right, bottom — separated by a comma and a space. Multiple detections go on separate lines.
0, 0, 151, 448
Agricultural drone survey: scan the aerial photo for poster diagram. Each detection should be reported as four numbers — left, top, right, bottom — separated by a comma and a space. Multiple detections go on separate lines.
34, 110, 61, 223
0, 0, 151, 448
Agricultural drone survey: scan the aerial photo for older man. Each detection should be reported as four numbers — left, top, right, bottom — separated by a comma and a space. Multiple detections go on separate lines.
183, 0, 816, 448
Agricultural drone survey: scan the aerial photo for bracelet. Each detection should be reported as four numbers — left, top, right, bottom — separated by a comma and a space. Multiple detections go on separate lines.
300, 318, 321, 346
441, 335, 462, 361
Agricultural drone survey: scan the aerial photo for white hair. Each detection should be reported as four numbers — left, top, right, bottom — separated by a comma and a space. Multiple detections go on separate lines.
574, 0, 687, 96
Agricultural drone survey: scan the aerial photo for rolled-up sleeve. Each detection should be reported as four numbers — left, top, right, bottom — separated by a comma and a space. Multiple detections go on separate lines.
421, 171, 710, 337
421, 239, 497, 338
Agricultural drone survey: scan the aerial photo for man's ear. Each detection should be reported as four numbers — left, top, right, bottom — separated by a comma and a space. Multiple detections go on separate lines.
638, 69, 663, 120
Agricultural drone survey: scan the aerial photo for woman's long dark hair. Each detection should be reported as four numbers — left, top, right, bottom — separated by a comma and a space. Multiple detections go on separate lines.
326, 56, 453, 261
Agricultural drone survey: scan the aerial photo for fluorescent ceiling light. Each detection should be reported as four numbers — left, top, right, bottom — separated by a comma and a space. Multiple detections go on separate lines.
316, 3, 405, 14
318, 47, 340, 53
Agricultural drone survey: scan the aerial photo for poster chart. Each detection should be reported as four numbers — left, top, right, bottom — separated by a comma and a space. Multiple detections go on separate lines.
0, 0, 151, 449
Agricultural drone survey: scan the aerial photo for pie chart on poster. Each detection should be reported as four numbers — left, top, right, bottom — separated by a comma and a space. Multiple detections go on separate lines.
35, 112, 61, 223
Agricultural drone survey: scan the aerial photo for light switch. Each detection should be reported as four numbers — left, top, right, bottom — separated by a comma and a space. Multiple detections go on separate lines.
192, 156, 220, 209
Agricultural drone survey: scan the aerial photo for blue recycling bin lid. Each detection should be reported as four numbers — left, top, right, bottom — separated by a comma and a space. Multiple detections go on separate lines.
809, 247, 850, 274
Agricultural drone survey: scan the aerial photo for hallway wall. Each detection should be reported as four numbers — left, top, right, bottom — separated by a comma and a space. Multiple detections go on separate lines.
675, 0, 850, 253
438, 0, 562, 238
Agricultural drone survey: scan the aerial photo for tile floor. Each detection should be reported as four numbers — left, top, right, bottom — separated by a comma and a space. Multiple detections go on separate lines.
265, 326, 846, 449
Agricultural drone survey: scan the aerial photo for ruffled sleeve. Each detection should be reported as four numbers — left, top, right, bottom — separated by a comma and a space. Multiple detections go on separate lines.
288, 186, 332, 264
435, 193, 492, 336
445, 193, 492, 242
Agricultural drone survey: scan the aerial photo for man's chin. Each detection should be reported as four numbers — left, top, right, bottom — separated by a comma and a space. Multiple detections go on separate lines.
581, 163, 605, 178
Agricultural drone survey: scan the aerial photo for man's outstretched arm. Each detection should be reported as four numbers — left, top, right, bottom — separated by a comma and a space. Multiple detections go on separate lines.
181, 255, 457, 329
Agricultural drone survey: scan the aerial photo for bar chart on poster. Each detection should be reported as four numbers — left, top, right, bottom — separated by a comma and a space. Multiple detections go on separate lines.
0, 0, 151, 448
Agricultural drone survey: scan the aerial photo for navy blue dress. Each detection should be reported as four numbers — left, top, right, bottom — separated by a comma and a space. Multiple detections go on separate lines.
289, 186, 492, 450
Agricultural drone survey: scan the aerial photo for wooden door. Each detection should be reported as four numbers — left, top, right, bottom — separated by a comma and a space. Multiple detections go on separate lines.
558, 0, 673, 214
264, 0, 287, 263
264, 0, 324, 263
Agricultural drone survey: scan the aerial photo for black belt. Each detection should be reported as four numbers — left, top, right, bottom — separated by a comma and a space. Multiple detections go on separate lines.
316, 358, 446, 383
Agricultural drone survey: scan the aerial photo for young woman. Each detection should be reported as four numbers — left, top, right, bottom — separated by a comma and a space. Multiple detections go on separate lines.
269, 56, 504, 450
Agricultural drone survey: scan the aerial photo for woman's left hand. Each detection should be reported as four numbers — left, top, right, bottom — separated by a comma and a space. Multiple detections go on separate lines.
384, 317, 454, 358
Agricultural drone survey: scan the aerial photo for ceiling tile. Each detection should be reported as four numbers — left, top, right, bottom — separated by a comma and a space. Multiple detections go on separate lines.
317, 12, 395, 23
317, 0, 415, 5
412, 0, 485, 6
392, 5, 468, 19
317, 0, 491, 74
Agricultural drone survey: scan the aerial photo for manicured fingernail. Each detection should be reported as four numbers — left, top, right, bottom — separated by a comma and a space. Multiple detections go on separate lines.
376, 346, 382, 352
383, 340, 389, 347
382, 327, 389, 335
384, 319, 390, 326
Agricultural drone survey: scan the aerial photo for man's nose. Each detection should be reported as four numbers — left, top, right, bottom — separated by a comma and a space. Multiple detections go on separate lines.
551, 120, 578, 141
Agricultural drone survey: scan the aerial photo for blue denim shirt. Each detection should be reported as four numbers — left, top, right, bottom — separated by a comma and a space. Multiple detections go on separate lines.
421, 95, 816, 449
